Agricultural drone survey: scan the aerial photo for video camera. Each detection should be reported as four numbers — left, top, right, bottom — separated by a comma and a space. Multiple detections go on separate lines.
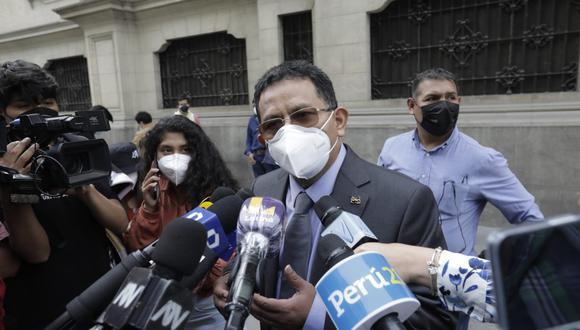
0, 108, 112, 203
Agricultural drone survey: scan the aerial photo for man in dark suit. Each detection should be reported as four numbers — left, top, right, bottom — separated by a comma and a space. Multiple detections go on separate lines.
214, 61, 456, 329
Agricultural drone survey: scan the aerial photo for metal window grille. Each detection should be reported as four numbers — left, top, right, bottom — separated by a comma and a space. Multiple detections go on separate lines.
282, 11, 314, 63
45, 56, 92, 113
159, 32, 249, 108
370, 0, 580, 99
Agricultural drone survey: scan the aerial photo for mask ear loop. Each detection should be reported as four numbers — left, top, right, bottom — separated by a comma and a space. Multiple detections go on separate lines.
320, 110, 341, 155
438, 180, 467, 254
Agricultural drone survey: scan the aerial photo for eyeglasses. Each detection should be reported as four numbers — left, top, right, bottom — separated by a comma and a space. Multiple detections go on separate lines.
258, 106, 335, 140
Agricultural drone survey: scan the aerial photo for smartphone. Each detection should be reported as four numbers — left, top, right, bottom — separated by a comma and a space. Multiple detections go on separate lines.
152, 160, 159, 200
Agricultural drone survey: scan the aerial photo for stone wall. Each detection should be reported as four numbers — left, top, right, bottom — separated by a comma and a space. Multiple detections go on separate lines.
0, 0, 578, 228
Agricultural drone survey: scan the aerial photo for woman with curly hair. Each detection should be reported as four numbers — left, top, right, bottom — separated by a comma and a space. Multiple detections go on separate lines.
124, 115, 238, 249
123, 115, 238, 329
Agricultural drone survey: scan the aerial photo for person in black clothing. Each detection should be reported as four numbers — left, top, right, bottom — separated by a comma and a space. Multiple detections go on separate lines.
0, 60, 128, 329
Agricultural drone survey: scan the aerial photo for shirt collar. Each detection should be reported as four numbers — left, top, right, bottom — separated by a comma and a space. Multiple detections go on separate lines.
288, 143, 347, 204
412, 127, 460, 152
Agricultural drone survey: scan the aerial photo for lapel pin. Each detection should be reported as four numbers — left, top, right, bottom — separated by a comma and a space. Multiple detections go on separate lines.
350, 195, 361, 205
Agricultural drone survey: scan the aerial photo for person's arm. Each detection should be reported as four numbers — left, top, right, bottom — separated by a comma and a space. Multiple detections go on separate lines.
2, 204, 50, 263
0, 138, 50, 263
377, 138, 393, 167
74, 184, 128, 236
123, 204, 163, 251
395, 184, 459, 329
123, 167, 162, 251
476, 150, 544, 223
0, 241, 20, 278
0, 224, 20, 278
355, 243, 495, 323
436, 250, 495, 322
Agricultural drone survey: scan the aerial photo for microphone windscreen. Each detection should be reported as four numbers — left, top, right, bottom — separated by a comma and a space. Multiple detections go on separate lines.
151, 217, 207, 276
235, 187, 254, 201
314, 195, 339, 220
207, 194, 243, 234
210, 186, 236, 202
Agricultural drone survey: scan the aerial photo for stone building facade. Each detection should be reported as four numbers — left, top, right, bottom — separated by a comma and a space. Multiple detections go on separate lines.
1, 0, 579, 231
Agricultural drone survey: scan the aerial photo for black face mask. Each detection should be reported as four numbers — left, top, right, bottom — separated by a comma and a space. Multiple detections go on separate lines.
179, 104, 189, 113
418, 100, 459, 136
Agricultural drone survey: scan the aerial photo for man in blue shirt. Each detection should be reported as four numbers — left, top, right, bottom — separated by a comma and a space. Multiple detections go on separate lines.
378, 68, 544, 256
244, 108, 278, 177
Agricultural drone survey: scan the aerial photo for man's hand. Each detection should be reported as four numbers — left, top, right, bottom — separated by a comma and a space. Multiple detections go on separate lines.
0, 138, 38, 174
250, 265, 315, 329
213, 273, 230, 317
64, 184, 93, 199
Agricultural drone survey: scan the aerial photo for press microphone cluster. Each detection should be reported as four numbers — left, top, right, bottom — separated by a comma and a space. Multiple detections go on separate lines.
225, 197, 286, 330
316, 234, 420, 330
47, 186, 248, 330
47, 241, 157, 330
314, 196, 378, 249
98, 218, 207, 330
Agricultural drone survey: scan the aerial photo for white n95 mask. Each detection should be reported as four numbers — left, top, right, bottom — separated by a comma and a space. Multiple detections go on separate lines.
157, 154, 191, 186
267, 111, 338, 179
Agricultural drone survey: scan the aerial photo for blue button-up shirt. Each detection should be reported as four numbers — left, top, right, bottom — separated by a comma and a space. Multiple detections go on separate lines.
277, 144, 347, 329
378, 128, 543, 256
245, 115, 276, 165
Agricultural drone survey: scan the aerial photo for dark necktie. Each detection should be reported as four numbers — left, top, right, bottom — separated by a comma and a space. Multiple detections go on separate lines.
279, 191, 313, 298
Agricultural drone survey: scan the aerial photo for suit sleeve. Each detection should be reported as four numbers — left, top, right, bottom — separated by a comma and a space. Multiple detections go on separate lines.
398, 184, 459, 330
397, 184, 447, 249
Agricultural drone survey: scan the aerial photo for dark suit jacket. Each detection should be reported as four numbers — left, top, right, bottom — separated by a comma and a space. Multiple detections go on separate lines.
251, 146, 457, 329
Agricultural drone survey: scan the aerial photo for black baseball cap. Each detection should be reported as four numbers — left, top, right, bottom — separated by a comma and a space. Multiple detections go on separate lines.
109, 142, 139, 174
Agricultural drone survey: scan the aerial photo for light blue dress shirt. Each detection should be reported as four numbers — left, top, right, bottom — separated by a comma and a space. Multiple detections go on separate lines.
277, 144, 347, 330
378, 128, 543, 256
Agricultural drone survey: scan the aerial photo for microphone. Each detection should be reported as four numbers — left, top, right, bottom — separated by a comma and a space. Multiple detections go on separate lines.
48, 188, 238, 330
47, 242, 157, 330
100, 218, 207, 329
314, 195, 378, 249
199, 186, 236, 209
183, 194, 241, 260
180, 194, 244, 290
225, 197, 286, 330
315, 235, 420, 330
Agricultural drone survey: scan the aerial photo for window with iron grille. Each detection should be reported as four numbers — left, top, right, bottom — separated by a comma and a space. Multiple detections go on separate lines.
282, 11, 313, 63
370, 0, 580, 99
45, 56, 92, 113
159, 32, 249, 108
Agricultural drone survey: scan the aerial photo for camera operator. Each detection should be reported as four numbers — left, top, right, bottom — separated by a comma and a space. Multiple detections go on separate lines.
0, 60, 128, 330
0, 222, 20, 330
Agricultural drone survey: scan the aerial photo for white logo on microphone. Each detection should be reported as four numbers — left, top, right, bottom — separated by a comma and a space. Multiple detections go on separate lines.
151, 300, 190, 330
187, 212, 203, 221
327, 266, 402, 317
206, 229, 220, 249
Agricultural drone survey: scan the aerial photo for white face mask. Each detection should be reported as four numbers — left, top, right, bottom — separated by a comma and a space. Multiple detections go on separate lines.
157, 153, 191, 186
267, 111, 338, 180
